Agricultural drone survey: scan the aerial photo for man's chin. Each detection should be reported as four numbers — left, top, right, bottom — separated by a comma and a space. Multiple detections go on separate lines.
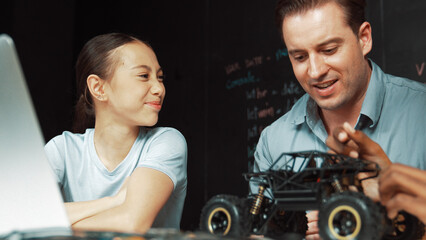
315, 99, 343, 111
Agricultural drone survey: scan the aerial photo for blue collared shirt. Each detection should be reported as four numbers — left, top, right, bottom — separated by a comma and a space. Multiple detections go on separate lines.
253, 60, 426, 175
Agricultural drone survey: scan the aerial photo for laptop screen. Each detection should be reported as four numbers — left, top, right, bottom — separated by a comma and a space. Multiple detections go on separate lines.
0, 34, 70, 236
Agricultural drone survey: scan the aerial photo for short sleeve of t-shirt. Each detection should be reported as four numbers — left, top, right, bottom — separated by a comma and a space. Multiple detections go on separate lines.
137, 128, 187, 189
44, 134, 68, 185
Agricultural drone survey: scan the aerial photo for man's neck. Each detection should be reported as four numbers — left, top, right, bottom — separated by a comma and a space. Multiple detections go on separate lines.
320, 104, 362, 135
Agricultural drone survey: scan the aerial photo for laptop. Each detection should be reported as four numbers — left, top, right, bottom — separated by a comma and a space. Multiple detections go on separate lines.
0, 34, 71, 237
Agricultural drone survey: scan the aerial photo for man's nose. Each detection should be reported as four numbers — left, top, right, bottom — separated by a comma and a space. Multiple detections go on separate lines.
307, 54, 329, 79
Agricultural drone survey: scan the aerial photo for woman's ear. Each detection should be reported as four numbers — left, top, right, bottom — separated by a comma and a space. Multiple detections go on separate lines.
358, 21, 372, 57
87, 74, 107, 102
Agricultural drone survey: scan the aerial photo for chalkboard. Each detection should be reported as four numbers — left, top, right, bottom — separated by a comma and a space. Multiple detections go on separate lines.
379, 0, 426, 83
204, 1, 302, 196
203, 0, 426, 198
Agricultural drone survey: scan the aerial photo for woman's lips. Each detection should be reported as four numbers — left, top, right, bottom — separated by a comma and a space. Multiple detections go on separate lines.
145, 101, 162, 110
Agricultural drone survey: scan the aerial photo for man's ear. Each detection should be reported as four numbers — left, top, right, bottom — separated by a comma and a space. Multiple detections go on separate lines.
358, 21, 372, 56
87, 74, 107, 101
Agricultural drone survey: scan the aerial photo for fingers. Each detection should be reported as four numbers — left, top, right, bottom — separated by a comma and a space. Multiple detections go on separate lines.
385, 193, 426, 224
380, 163, 426, 184
306, 210, 318, 222
326, 126, 359, 158
342, 122, 378, 154
305, 234, 321, 240
360, 178, 380, 202
327, 122, 391, 169
378, 164, 426, 224
306, 211, 319, 237
379, 164, 426, 203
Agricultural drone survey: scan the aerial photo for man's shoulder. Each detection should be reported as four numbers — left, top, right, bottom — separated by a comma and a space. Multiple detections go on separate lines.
370, 60, 425, 96
263, 94, 309, 136
381, 74, 426, 110
383, 73, 426, 94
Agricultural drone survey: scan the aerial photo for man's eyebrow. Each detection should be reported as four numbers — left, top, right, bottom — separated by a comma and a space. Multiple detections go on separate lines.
317, 37, 344, 47
288, 37, 344, 55
288, 49, 304, 55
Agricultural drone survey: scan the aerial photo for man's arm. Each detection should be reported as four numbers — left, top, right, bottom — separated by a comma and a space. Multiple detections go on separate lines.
72, 167, 173, 233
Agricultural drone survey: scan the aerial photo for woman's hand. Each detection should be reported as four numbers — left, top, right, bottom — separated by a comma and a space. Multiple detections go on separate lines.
306, 211, 321, 240
326, 122, 391, 170
379, 163, 426, 224
325, 122, 391, 202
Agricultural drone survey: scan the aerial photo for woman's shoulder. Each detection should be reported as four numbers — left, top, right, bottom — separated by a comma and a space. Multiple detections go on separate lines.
144, 127, 186, 145
46, 129, 94, 148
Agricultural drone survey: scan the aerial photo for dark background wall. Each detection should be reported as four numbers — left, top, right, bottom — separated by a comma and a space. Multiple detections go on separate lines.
1, 0, 425, 231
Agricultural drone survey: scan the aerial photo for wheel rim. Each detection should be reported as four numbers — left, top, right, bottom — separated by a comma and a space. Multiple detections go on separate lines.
207, 207, 232, 235
328, 205, 362, 239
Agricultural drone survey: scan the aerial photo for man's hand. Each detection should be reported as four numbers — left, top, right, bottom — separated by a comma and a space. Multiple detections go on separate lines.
379, 163, 426, 224
326, 122, 391, 169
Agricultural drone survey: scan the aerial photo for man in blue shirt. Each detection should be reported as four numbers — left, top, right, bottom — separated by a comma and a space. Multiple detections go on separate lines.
252, 0, 426, 239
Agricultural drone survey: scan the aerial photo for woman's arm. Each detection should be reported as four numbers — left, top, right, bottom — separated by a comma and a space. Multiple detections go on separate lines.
65, 178, 128, 224
72, 167, 174, 233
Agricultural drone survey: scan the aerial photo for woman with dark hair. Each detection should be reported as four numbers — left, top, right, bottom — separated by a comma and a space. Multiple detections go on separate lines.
44, 33, 187, 233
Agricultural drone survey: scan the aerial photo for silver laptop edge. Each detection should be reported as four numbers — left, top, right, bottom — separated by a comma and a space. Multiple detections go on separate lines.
0, 34, 71, 237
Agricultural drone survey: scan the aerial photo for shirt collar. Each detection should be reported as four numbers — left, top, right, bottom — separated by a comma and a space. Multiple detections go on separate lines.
358, 60, 386, 129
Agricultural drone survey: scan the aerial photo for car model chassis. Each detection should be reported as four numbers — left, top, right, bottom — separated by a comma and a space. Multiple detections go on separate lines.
199, 151, 425, 240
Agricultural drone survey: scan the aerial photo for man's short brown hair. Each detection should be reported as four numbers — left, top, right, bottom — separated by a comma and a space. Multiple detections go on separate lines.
275, 0, 366, 37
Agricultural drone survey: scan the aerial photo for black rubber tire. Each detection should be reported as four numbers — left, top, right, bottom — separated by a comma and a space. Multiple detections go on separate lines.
382, 211, 425, 240
319, 191, 385, 240
199, 194, 248, 237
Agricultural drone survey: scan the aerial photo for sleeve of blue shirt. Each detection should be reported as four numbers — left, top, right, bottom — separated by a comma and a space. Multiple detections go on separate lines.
137, 128, 187, 190
44, 135, 66, 186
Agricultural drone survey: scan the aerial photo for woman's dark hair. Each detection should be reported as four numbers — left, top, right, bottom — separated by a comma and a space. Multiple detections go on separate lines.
275, 0, 366, 38
73, 33, 150, 133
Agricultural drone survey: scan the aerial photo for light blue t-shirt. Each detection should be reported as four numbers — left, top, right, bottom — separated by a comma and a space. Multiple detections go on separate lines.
253, 60, 426, 176
44, 127, 187, 229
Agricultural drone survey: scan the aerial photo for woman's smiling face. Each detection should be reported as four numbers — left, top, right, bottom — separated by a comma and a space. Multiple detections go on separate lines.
104, 41, 165, 127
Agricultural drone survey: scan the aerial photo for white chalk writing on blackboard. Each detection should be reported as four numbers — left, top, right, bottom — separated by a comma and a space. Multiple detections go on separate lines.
225, 62, 241, 75
226, 71, 260, 90
245, 56, 263, 68
281, 81, 303, 96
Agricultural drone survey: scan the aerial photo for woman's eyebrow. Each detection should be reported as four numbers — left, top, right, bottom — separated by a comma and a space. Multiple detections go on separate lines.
131, 65, 151, 71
